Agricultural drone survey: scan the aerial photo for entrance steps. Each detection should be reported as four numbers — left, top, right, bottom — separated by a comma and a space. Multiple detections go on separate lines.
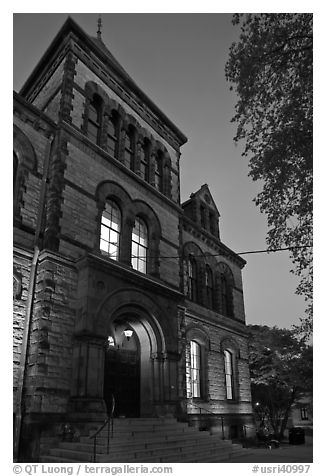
40, 417, 250, 463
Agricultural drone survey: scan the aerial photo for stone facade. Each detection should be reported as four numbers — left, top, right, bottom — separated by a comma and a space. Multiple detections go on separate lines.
13, 17, 254, 462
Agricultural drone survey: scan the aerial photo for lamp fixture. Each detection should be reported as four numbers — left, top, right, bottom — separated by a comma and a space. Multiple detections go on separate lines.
123, 329, 133, 341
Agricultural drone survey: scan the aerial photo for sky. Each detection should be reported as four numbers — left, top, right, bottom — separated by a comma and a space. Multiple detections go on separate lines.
12, 12, 309, 330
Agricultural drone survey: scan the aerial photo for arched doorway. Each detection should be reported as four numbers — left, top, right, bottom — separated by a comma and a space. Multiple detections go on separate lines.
101, 303, 166, 418
104, 319, 141, 417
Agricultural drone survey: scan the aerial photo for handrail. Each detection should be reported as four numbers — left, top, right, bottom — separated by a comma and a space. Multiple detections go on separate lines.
187, 401, 225, 439
90, 394, 115, 463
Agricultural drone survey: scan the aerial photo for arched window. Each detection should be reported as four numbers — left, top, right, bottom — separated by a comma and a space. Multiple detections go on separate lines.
200, 205, 206, 229
221, 274, 233, 317
218, 263, 234, 317
87, 94, 102, 144
131, 217, 148, 274
139, 140, 150, 182
124, 127, 135, 170
107, 111, 119, 158
186, 256, 198, 302
100, 200, 121, 260
224, 350, 234, 400
205, 265, 214, 309
154, 151, 163, 191
186, 340, 202, 398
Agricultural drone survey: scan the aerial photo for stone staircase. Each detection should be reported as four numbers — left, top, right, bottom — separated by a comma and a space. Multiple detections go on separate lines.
40, 417, 250, 463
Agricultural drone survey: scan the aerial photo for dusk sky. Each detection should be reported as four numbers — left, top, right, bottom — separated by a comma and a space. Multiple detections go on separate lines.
13, 12, 309, 330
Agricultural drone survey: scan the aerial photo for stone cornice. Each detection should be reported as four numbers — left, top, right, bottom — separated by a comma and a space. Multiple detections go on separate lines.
77, 251, 184, 301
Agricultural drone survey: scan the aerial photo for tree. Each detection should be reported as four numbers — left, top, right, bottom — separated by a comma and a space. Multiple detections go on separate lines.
225, 14, 313, 338
247, 325, 312, 439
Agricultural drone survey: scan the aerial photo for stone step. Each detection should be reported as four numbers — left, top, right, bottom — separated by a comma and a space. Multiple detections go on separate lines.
59, 435, 233, 460
87, 428, 209, 445
40, 417, 250, 463
91, 433, 230, 451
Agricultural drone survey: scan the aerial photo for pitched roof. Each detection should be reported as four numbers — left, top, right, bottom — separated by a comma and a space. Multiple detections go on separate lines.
19, 16, 187, 146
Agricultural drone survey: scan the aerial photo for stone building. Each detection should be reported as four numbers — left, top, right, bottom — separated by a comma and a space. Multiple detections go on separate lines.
13, 17, 254, 461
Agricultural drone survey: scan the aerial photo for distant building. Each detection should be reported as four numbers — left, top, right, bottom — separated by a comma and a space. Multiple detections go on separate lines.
13, 17, 254, 461
289, 394, 313, 431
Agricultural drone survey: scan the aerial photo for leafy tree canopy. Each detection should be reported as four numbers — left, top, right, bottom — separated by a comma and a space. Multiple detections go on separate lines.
247, 324, 312, 438
225, 14, 313, 337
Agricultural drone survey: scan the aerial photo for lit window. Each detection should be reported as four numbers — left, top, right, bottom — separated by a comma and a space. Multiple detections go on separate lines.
88, 95, 102, 144
224, 350, 234, 400
132, 217, 148, 273
100, 201, 121, 260
186, 341, 201, 398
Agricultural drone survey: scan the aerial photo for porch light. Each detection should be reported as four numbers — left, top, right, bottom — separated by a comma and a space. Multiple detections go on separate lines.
123, 329, 133, 341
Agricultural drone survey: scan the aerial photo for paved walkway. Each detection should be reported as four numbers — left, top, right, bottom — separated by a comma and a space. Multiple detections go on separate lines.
222, 442, 313, 463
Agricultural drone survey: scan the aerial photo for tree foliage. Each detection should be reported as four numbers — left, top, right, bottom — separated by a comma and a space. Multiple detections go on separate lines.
247, 325, 312, 439
225, 14, 313, 337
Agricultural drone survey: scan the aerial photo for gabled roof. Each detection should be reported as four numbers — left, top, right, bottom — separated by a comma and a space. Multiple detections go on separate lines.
183, 184, 221, 217
19, 16, 187, 147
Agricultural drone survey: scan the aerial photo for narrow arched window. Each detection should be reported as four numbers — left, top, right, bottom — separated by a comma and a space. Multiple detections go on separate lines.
88, 94, 102, 144
139, 140, 150, 182
100, 200, 121, 260
187, 256, 198, 302
154, 151, 163, 191
224, 350, 234, 400
125, 127, 135, 170
107, 111, 119, 158
205, 265, 214, 309
131, 217, 148, 273
186, 340, 202, 398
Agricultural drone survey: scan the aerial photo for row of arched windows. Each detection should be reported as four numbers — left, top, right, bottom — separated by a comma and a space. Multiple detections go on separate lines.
83, 82, 172, 198
184, 247, 235, 317
186, 339, 237, 401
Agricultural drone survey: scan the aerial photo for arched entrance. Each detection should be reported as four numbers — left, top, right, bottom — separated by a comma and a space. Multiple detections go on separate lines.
69, 288, 179, 420
104, 318, 141, 417
100, 297, 167, 417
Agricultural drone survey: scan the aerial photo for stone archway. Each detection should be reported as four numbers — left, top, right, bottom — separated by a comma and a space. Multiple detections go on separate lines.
70, 288, 174, 419
100, 296, 167, 418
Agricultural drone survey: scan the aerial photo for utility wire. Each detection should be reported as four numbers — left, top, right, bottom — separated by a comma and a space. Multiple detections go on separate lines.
141, 244, 313, 260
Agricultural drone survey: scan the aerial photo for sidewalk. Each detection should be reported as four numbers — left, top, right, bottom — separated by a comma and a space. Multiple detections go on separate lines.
223, 441, 313, 463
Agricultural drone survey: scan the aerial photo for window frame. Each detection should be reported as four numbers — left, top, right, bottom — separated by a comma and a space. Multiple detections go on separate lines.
205, 264, 214, 309
106, 111, 119, 158
87, 94, 102, 145
187, 255, 198, 302
131, 216, 148, 274
186, 340, 202, 398
100, 200, 122, 260
224, 349, 235, 400
139, 140, 150, 182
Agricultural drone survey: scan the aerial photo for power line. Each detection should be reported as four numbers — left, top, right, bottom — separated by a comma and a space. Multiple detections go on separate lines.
143, 244, 313, 260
